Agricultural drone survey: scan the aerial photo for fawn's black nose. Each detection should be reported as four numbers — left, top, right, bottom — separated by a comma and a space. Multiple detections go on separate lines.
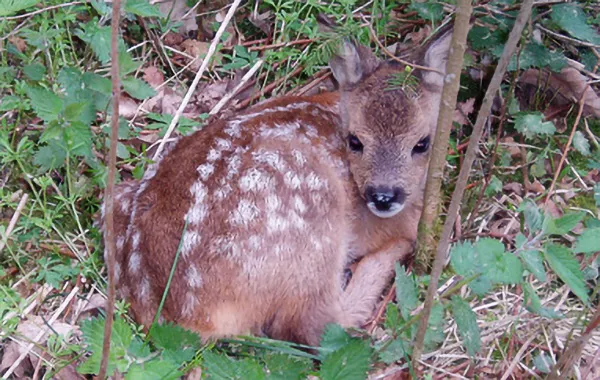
365, 186, 406, 212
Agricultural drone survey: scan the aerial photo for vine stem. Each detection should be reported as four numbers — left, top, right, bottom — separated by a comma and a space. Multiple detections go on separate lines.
99, 0, 122, 377
411, 0, 534, 370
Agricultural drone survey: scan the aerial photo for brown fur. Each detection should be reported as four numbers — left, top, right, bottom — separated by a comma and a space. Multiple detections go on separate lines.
102, 32, 451, 346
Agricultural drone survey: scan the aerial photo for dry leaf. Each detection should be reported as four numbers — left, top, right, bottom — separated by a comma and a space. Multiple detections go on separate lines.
503, 182, 523, 196
454, 98, 475, 126
500, 136, 521, 159
158, 0, 197, 35
164, 31, 185, 47
0, 342, 29, 377
527, 179, 545, 194
519, 64, 600, 118
195, 81, 229, 112
249, 11, 274, 37
77, 293, 106, 319
8, 36, 27, 52
119, 96, 138, 119
542, 199, 562, 219
143, 66, 165, 89
406, 25, 432, 45
55, 364, 85, 380
181, 39, 211, 70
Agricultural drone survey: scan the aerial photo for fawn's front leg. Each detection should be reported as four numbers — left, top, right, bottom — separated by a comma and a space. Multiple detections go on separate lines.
339, 240, 414, 328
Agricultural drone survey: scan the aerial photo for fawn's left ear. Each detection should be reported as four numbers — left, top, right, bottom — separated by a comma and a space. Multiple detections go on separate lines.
419, 30, 453, 91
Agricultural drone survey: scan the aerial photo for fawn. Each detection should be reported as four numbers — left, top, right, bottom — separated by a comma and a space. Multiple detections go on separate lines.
103, 29, 451, 346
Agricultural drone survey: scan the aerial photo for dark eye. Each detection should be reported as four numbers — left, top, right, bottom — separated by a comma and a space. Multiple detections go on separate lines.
412, 136, 430, 155
348, 134, 364, 152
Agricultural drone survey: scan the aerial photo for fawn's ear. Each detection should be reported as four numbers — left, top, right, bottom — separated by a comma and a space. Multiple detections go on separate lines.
419, 30, 453, 91
329, 40, 379, 89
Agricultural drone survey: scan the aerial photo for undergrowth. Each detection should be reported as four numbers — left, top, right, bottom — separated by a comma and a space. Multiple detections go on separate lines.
1, 0, 599, 379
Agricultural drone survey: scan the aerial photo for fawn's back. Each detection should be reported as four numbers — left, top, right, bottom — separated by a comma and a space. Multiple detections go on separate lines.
105, 29, 451, 346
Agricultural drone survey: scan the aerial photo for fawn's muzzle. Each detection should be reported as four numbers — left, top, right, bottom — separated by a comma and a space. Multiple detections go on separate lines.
365, 185, 406, 218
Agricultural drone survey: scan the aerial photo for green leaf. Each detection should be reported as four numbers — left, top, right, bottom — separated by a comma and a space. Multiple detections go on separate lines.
119, 51, 141, 75
450, 296, 481, 357
519, 199, 544, 232
595, 183, 600, 207
476, 238, 523, 285
395, 263, 417, 320
319, 339, 372, 380
522, 282, 563, 319
320, 324, 352, 357
122, 77, 156, 100
262, 353, 311, 380
83, 72, 112, 96
573, 131, 591, 156
574, 228, 600, 254
468, 26, 507, 51
65, 121, 93, 158
23, 62, 46, 81
551, 4, 600, 45
544, 212, 585, 236
408, 2, 443, 23
78, 316, 133, 376
26, 86, 63, 122
543, 243, 589, 303
533, 352, 553, 373
450, 241, 491, 295
519, 250, 547, 282
423, 303, 445, 349
378, 338, 408, 365
484, 175, 502, 197
125, 358, 182, 380
0, 95, 22, 112
149, 322, 200, 364
0, 0, 39, 16
508, 42, 567, 72
202, 352, 265, 380
514, 112, 556, 140
64, 102, 89, 122
34, 141, 67, 172
88, 26, 113, 64
384, 303, 402, 332
125, 0, 163, 17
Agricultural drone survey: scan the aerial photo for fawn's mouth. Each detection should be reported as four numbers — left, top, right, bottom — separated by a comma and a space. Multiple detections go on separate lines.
367, 202, 404, 218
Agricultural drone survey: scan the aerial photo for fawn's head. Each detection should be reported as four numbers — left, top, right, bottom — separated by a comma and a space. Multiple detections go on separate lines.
329, 31, 452, 218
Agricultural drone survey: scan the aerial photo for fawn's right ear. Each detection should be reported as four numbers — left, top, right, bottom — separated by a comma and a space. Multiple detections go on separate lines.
329, 40, 379, 89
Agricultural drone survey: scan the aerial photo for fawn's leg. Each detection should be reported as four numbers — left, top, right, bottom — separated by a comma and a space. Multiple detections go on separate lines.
339, 240, 414, 327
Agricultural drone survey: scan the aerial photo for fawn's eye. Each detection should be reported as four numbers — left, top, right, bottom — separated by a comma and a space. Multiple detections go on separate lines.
412, 136, 430, 155
348, 134, 364, 152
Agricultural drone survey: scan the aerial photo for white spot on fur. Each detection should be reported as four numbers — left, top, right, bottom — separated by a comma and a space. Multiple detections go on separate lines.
293, 195, 307, 214
190, 181, 207, 203
288, 210, 306, 230
230, 199, 259, 226
140, 277, 150, 303
284, 171, 302, 189
215, 183, 233, 200
226, 152, 242, 178
119, 197, 131, 214
114, 262, 121, 283
197, 163, 214, 181
186, 265, 203, 288
132, 232, 141, 250
267, 214, 289, 234
182, 230, 201, 257
216, 138, 231, 150
292, 150, 306, 167
128, 251, 141, 273
306, 172, 326, 190
253, 149, 286, 172
265, 194, 281, 212
239, 168, 273, 193
248, 235, 261, 251
186, 203, 207, 224
117, 236, 126, 250
224, 121, 241, 138
181, 292, 198, 317
207, 148, 221, 161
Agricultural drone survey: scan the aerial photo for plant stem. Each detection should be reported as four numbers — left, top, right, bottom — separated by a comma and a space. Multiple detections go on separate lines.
412, 0, 534, 370
99, 0, 122, 377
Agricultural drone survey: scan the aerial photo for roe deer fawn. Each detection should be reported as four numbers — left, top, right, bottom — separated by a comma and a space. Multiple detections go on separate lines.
103, 30, 451, 346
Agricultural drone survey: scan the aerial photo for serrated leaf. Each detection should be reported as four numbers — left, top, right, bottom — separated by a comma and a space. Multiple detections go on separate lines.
125, 358, 182, 380
378, 338, 408, 365
423, 303, 445, 349
514, 112, 556, 140
450, 296, 481, 357
395, 263, 417, 320
34, 141, 67, 172
0, 0, 39, 16
519, 199, 544, 232
88, 26, 112, 64
384, 303, 402, 332
83, 72, 112, 95
520, 250, 547, 282
573, 131, 591, 156
508, 42, 567, 72
552, 4, 600, 45
544, 243, 589, 303
408, 2, 443, 22
320, 324, 352, 357
468, 26, 507, 51
119, 51, 141, 75
149, 322, 200, 364
78, 316, 133, 376
0, 95, 22, 112
23, 62, 46, 81
476, 238, 523, 284
122, 76, 156, 100
263, 353, 311, 380
319, 339, 372, 380
574, 228, 600, 254
544, 212, 585, 236
533, 352, 553, 373
26, 86, 63, 122
125, 0, 163, 17
65, 121, 93, 157
522, 282, 563, 319
449, 241, 491, 295
484, 175, 502, 197
202, 351, 265, 380
594, 183, 600, 207
64, 102, 88, 122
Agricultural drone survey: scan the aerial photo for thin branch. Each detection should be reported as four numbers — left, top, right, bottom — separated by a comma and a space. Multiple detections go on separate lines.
152, 0, 243, 161
412, 0, 534, 369
544, 89, 588, 205
1, 1, 84, 20
98, 0, 122, 377
0, 193, 28, 255
209, 59, 263, 115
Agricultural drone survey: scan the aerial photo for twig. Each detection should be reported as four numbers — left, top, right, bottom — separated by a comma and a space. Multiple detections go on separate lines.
536, 24, 600, 49
500, 332, 538, 380
235, 64, 304, 110
152, 0, 243, 161
0, 193, 28, 255
544, 89, 588, 205
98, 0, 122, 377
412, 0, 533, 369
1, 1, 84, 20
2, 286, 79, 379
209, 59, 263, 115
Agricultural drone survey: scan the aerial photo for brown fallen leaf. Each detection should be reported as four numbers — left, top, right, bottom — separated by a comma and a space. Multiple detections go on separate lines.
158, 0, 198, 36
195, 80, 229, 113
518, 64, 600, 118
406, 25, 432, 45
0, 342, 30, 377
503, 182, 523, 196
180, 39, 214, 70
527, 179, 545, 194
164, 31, 185, 47
8, 36, 27, 52
119, 96, 139, 119
454, 98, 475, 126
249, 10, 274, 37
143, 66, 165, 89
500, 136, 521, 159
